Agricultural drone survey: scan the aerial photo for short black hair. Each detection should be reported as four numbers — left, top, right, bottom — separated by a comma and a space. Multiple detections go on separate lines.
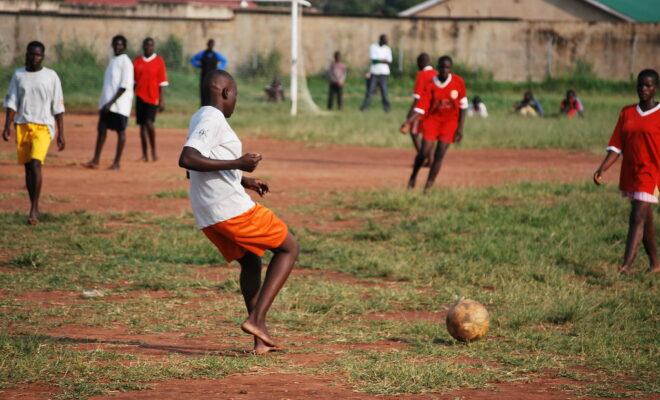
438, 55, 453, 65
638, 69, 659, 86
112, 35, 127, 47
27, 41, 45, 53
202, 69, 235, 104
417, 52, 430, 65
143, 37, 154, 46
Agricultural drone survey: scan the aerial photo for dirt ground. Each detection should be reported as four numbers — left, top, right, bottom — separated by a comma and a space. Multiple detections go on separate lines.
1, 115, 621, 400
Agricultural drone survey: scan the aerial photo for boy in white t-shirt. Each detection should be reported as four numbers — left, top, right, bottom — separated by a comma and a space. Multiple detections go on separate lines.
179, 70, 299, 354
85, 35, 134, 170
3, 41, 65, 225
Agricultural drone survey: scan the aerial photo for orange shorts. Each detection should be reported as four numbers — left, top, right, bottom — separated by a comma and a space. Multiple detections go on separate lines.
202, 204, 288, 262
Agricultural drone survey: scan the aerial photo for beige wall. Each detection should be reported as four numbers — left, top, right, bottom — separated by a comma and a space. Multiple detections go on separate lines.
415, 0, 620, 22
0, 10, 657, 82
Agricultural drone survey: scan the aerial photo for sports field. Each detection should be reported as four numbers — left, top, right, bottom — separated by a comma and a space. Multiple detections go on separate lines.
0, 69, 658, 399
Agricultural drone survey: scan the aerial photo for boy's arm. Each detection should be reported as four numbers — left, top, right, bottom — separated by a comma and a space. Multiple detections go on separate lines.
2, 109, 16, 141
190, 51, 202, 68
454, 108, 466, 143
178, 146, 261, 172
54, 113, 65, 151
216, 52, 228, 70
594, 150, 619, 185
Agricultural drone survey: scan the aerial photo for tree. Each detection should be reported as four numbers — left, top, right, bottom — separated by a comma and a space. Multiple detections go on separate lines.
310, 0, 424, 16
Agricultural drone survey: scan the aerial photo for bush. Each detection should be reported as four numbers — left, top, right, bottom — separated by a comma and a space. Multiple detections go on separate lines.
237, 50, 282, 79
159, 35, 185, 70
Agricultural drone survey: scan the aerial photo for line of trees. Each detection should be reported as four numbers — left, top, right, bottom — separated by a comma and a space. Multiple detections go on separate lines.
308, 0, 424, 16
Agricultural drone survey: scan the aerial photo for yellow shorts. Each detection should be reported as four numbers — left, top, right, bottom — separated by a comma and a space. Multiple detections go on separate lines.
16, 123, 51, 164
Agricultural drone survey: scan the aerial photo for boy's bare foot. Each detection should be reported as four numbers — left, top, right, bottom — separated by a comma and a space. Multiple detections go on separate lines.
83, 161, 98, 169
140, 156, 148, 162
26, 216, 38, 226
618, 265, 634, 275
241, 319, 276, 347
407, 178, 415, 190
254, 341, 282, 355
108, 163, 120, 170
648, 264, 660, 274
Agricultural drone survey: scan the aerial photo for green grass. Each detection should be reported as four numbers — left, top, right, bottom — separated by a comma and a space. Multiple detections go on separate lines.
0, 182, 658, 398
0, 62, 639, 152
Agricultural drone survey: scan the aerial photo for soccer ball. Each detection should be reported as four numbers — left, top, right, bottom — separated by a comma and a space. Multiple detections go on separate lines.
446, 299, 489, 342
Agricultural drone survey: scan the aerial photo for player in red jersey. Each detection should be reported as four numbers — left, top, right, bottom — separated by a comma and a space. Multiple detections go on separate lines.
404, 53, 436, 156
594, 69, 660, 274
400, 55, 467, 192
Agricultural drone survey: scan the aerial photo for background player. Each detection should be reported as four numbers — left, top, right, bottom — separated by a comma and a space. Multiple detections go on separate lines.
2, 41, 65, 225
400, 55, 467, 192
190, 39, 228, 106
85, 35, 133, 170
403, 52, 435, 158
178, 70, 299, 354
134, 37, 168, 162
594, 69, 659, 274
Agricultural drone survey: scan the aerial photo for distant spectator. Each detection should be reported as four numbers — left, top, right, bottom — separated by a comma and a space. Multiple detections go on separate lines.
85, 35, 133, 170
264, 77, 284, 102
190, 39, 228, 106
560, 89, 584, 118
327, 51, 347, 110
468, 96, 488, 118
360, 34, 392, 112
514, 90, 544, 117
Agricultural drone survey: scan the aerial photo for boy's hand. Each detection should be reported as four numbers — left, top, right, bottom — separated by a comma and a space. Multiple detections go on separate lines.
243, 177, 269, 197
237, 153, 262, 172
593, 170, 604, 186
2, 126, 12, 141
454, 128, 463, 143
57, 134, 65, 151
399, 122, 409, 134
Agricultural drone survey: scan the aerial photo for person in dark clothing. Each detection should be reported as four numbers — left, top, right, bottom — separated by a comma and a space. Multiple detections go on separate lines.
191, 39, 228, 106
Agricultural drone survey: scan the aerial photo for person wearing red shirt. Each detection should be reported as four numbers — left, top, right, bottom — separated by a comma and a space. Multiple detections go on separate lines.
400, 55, 467, 192
403, 53, 436, 158
133, 37, 168, 162
560, 89, 584, 118
594, 69, 660, 274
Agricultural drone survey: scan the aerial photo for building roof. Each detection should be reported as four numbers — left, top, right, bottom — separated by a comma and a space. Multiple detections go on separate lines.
64, 0, 256, 8
587, 0, 660, 23
397, 0, 659, 22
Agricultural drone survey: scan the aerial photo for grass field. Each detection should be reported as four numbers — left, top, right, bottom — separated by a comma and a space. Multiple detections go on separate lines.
1, 183, 658, 399
0, 60, 640, 152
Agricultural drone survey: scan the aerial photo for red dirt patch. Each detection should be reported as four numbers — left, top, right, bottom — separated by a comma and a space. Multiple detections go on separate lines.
0, 383, 60, 400
0, 114, 603, 224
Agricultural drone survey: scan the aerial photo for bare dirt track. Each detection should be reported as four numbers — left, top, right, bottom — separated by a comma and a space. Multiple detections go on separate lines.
1, 114, 619, 400
0, 114, 603, 221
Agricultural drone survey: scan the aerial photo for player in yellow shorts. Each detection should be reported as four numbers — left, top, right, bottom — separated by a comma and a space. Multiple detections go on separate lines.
3, 41, 65, 225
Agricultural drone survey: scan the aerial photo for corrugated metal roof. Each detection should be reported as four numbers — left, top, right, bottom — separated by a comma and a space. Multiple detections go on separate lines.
592, 0, 660, 22
64, 0, 255, 8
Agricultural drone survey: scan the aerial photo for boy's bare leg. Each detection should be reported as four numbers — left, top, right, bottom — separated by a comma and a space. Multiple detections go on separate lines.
641, 205, 659, 273
109, 130, 126, 170
424, 141, 450, 193
620, 200, 649, 274
241, 233, 299, 347
409, 139, 434, 189
145, 120, 157, 162
84, 119, 107, 168
237, 252, 277, 354
25, 159, 42, 224
139, 124, 149, 161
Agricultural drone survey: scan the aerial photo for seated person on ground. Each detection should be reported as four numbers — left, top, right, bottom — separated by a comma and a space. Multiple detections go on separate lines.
560, 89, 584, 118
264, 77, 284, 102
514, 90, 544, 117
468, 96, 488, 118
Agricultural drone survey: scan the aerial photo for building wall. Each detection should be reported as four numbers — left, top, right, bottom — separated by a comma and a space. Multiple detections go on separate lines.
0, 9, 657, 82
415, 0, 620, 22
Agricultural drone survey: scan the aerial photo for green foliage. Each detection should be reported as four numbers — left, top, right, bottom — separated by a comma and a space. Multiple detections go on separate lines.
310, 0, 423, 16
237, 50, 282, 79
159, 35, 185, 70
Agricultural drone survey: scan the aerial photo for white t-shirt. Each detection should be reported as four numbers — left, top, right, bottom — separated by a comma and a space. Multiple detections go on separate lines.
369, 43, 392, 76
4, 67, 65, 139
99, 54, 134, 117
184, 106, 255, 229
